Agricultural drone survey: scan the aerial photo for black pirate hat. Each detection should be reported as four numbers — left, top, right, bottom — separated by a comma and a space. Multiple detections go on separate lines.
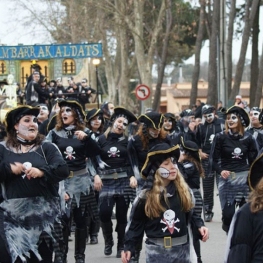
141, 143, 180, 179
180, 137, 200, 162
58, 99, 86, 123
138, 112, 164, 129
111, 107, 137, 124
5, 105, 40, 133
248, 153, 263, 190
86, 108, 104, 124
225, 105, 250, 127
202, 104, 215, 115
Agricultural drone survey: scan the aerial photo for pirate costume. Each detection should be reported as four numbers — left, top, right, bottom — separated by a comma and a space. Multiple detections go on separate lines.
124, 143, 205, 263
224, 153, 263, 263
46, 99, 101, 263
178, 138, 204, 263
0, 106, 69, 263
127, 111, 170, 262
210, 106, 258, 233
94, 107, 137, 258
163, 112, 181, 145
196, 104, 225, 222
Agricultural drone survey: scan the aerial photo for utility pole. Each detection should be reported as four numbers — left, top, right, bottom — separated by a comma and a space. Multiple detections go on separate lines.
219, 0, 227, 107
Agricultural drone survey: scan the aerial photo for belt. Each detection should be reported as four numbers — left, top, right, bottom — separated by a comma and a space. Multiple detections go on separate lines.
147, 235, 187, 249
68, 168, 87, 178
228, 171, 248, 180
100, 172, 128, 180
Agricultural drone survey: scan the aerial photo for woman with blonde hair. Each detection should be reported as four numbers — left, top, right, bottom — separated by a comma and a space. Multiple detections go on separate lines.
122, 143, 208, 263
211, 106, 258, 233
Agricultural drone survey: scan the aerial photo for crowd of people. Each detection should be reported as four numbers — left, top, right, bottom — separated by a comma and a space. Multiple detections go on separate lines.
0, 65, 263, 263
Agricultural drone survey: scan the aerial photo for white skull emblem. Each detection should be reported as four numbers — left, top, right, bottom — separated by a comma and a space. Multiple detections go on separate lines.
160, 209, 180, 234
232, 147, 243, 159
108, 147, 120, 157
209, 134, 215, 144
64, 146, 76, 160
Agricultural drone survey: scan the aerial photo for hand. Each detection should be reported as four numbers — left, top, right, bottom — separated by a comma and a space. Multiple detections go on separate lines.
130, 176, 137, 188
198, 226, 209, 242
10, 162, 24, 175
25, 167, 44, 179
199, 151, 209, 159
94, 175, 103, 191
121, 251, 131, 263
75, 130, 87, 140
221, 170, 230, 179
64, 193, 70, 201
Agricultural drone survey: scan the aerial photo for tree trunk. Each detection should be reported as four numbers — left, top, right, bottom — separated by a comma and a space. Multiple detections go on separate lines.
249, 2, 260, 106
207, 0, 220, 106
254, 45, 263, 107
152, 0, 172, 112
226, 0, 236, 99
190, 0, 206, 107
230, 0, 259, 100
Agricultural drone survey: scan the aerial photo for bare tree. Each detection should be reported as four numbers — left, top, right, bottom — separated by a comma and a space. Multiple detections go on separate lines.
229, 0, 260, 100
254, 49, 263, 107
206, 0, 220, 106
190, 0, 206, 107
226, 0, 236, 98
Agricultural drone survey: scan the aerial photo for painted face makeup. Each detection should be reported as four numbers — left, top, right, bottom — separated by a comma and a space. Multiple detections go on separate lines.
61, 107, 73, 117
163, 118, 173, 130
91, 116, 102, 128
16, 115, 38, 139
112, 117, 128, 133
148, 128, 160, 138
203, 113, 214, 122
158, 163, 178, 179
61, 106, 75, 125
226, 113, 239, 129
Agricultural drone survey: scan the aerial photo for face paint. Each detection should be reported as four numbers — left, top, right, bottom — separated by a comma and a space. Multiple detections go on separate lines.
250, 111, 259, 118
113, 117, 128, 133
203, 113, 214, 121
61, 107, 73, 117
148, 128, 160, 138
158, 163, 178, 179
91, 119, 102, 127
16, 116, 38, 138
227, 114, 238, 123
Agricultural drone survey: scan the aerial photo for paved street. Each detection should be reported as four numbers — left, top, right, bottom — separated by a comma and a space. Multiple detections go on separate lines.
67, 190, 227, 263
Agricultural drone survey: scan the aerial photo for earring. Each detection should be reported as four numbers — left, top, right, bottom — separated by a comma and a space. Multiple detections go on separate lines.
16, 130, 18, 134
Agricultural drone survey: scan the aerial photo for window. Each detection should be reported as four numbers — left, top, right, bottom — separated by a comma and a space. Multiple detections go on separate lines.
0, 61, 7, 75
63, 59, 76, 74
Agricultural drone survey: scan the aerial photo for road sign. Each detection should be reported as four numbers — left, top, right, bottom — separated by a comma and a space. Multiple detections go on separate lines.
135, 84, 151, 100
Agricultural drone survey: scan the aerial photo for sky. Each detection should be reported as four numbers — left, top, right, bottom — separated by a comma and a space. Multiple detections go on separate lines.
0, 0, 262, 64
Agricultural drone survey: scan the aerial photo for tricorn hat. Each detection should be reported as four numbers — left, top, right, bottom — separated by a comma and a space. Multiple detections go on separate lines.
58, 99, 86, 123
138, 112, 164, 129
5, 105, 40, 133
202, 104, 215, 115
86, 108, 104, 124
225, 105, 250, 127
111, 106, 137, 124
180, 137, 200, 162
141, 143, 180, 179
248, 153, 263, 190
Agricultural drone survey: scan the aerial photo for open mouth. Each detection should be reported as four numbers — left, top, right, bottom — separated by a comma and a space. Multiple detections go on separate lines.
28, 128, 36, 132
63, 117, 68, 121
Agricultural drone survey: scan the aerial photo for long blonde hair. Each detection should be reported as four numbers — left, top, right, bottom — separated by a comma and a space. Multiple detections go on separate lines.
145, 169, 193, 219
249, 177, 263, 213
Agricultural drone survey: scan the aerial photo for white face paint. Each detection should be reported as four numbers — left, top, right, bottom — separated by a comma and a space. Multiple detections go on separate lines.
112, 117, 128, 134
90, 116, 102, 128
148, 128, 160, 138
163, 118, 173, 130
15, 115, 38, 140
61, 107, 73, 117
158, 163, 178, 179
203, 113, 215, 123
61, 106, 75, 126
226, 113, 239, 130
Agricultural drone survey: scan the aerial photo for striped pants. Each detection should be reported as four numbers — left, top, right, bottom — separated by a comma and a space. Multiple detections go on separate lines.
201, 159, 218, 213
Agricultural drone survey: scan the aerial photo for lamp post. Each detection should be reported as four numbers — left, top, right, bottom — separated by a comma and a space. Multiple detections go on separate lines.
92, 58, 100, 108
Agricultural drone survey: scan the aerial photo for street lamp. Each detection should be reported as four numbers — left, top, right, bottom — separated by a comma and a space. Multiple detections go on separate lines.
92, 58, 100, 108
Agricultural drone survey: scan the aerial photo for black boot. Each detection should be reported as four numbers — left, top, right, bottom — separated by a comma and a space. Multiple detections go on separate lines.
74, 228, 86, 263
101, 221, 114, 256
116, 223, 126, 258
89, 218, 100, 244
193, 239, 202, 263
85, 216, 91, 245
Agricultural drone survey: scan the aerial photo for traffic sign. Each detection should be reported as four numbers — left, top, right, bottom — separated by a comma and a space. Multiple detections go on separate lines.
135, 84, 151, 100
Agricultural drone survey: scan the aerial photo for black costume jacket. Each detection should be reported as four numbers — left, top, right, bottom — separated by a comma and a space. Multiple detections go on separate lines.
211, 131, 258, 174
124, 182, 204, 255
178, 162, 200, 189
226, 202, 263, 263
247, 127, 263, 150
196, 117, 225, 154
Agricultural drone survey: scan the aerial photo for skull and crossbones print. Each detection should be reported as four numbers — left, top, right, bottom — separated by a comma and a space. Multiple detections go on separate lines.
64, 146, 76, 160
108, 147, 120, 157
160, 209, 180, 234
231, 147, 243, 159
